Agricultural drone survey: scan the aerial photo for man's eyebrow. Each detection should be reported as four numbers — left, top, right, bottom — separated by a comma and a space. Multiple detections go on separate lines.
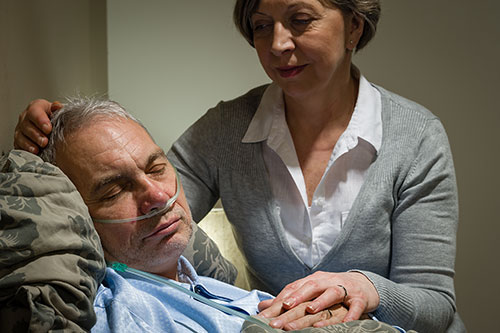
91, 174, 127, 197
146, 149, 168, 167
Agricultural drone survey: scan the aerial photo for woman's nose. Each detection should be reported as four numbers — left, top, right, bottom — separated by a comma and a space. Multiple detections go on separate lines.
271, 23, 294, 56
139, 178, 169, 214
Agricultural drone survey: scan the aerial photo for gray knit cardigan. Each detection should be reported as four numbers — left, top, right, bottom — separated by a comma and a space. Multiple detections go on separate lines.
167, 84, 465, 332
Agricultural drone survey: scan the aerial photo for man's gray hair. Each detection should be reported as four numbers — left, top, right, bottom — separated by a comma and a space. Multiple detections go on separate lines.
40, 96, 147, 164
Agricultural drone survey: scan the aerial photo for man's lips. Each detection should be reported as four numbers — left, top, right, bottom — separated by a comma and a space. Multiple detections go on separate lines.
276, 64, 307, 78
143, 215, 181, 239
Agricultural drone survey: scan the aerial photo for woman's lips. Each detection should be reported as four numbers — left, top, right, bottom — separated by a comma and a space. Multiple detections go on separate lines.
143, 216, 181, 240
276, 64, 307, 78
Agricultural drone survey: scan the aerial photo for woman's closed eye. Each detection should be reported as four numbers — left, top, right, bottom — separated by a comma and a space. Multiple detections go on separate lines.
291, 15, 313, 25
292, 18, 312, 25
290, 13, 317, 30
252, 20, 273, 32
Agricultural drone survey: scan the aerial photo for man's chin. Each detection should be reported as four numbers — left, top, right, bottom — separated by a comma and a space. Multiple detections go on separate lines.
146, 234, 190, 267
103, 222, 192, 274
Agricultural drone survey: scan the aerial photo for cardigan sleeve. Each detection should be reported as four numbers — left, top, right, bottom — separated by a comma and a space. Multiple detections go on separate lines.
167, 105, 222, 223
359, 117, 459, 332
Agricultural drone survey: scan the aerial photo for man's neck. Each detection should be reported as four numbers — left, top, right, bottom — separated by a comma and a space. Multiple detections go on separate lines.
105, 254, 180, 281
143, 264, 179, 281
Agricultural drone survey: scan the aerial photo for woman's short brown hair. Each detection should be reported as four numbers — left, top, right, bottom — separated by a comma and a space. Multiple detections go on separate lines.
233, 0, 381, 51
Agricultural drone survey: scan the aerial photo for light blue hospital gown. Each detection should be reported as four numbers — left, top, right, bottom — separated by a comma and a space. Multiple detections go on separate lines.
92, 257, 273, 332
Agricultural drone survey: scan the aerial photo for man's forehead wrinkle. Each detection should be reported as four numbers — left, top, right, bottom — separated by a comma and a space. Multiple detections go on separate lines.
87, 150, 135, 191
106, 122, 152, 167
104, 123, 137, 150
87, 122, 142, 167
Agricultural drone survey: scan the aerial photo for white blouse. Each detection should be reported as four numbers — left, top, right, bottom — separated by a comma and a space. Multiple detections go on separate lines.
242, 75, 382, 268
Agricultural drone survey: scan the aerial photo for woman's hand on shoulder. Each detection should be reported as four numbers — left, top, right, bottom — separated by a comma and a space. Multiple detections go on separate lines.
14, 99, 61, 154
258, 271, 380, 329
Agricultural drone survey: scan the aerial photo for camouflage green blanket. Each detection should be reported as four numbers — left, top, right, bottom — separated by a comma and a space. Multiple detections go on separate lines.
0, 150, 106, 332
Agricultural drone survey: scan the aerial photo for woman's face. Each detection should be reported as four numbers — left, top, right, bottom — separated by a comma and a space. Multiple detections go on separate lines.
251, 0, 362, 99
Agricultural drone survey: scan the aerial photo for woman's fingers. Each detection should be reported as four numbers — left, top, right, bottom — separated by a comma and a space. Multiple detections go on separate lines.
258, 277, 310, 316
280, 272, 335, 310
14, 99, 58, 153
24, 99, 54, 133
342, 297, 366, 322
13, 127, 43, 154
304, 284, 347, 313
50, 101, 62, 114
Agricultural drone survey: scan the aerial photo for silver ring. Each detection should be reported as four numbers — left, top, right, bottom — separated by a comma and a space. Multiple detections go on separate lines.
337, 284, 348, 303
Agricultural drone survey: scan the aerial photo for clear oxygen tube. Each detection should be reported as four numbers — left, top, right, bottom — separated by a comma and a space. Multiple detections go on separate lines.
109, 262, 274, 332
92, 168, 181, 224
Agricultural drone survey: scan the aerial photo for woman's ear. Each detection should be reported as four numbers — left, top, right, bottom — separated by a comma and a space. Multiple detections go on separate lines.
346, 13, 364, 51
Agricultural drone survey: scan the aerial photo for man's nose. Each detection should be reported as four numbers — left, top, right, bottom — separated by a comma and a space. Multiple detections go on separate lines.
271, 23, 294, 56
139, 178, 169, 214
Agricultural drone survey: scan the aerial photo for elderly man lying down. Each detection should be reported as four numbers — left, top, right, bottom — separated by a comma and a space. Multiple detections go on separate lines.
0, 97, 412, 332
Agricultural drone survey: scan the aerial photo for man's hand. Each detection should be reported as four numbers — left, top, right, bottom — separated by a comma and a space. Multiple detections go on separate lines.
260, 302, 348, 331
14, 99, 62, 153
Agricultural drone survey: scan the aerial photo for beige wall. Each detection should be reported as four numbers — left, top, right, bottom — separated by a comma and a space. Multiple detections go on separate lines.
106, 0, 271, 150
0, 0, 107, 154
2, 0, 499, 331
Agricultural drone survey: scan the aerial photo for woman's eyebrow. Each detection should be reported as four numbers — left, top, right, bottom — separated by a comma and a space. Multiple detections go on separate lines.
251, 11, 269, 19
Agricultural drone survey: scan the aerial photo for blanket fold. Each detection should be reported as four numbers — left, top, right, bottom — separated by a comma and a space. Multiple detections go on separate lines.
0, 150, 106, 332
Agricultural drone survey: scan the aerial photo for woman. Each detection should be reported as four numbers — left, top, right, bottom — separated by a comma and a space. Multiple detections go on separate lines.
14, 0, 464, 332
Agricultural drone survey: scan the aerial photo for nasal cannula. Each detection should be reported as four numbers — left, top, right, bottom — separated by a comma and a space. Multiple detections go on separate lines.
109, 262, 274, 332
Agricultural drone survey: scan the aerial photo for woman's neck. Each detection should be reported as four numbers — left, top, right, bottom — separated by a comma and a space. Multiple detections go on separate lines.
284, 70, 359, 142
